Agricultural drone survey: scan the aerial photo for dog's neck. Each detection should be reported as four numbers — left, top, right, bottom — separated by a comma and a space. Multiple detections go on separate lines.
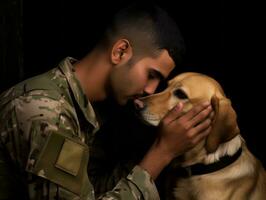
181, 135, 243, 167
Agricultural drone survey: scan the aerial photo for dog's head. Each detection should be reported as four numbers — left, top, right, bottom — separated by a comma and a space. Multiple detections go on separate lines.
137, 72, 240, 153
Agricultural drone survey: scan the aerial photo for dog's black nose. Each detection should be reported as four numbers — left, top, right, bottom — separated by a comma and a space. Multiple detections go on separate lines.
134, 99, 146, 111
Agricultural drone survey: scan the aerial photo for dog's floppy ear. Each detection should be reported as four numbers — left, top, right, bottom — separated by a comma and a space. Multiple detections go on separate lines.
205, 95, 240, 153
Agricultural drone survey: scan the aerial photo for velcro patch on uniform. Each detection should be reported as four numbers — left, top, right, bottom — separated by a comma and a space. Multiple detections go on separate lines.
55, 138, 84, 176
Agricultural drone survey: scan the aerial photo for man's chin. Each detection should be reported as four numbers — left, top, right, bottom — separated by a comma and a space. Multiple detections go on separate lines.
116, 98, 128, 106
106, 94, 127, 106
123, 98, 135, 109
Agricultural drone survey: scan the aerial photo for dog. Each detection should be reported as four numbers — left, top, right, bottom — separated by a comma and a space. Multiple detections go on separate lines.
136, 72, 266, 200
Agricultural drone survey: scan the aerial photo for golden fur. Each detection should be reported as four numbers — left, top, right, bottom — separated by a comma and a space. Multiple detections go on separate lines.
138, 72, 266, 200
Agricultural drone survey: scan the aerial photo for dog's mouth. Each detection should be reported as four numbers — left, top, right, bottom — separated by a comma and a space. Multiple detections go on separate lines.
139, 112, 161, 126
134, 111, 161, 127
135, 107, 161, 126
132, 98, 164, 126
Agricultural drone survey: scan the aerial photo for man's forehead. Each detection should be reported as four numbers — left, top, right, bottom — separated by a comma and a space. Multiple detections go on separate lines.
155, 50, 175, 74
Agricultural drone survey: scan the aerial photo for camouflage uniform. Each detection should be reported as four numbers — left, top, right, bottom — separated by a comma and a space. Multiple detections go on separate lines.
0, 57, 160, 200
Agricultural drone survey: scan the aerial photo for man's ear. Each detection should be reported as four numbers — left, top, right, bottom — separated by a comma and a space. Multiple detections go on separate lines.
111, 39, 132, 65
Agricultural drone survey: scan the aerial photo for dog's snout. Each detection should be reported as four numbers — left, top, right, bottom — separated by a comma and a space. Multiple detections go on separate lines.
134, 99, 146, 111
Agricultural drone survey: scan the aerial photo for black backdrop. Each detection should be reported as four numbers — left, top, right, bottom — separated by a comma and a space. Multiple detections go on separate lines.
1, 0, 265, 167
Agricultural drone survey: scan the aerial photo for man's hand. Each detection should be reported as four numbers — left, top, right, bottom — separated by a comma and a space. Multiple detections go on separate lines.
139, 101, 213, 180
156, 101, 213, 159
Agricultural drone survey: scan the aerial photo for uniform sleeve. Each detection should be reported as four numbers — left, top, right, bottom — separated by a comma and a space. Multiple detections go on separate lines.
98, 165, 160, 200
1, 93, 93, 199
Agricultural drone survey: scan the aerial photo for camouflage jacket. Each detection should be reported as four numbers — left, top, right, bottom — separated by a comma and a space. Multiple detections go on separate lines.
0, 57, 160, 200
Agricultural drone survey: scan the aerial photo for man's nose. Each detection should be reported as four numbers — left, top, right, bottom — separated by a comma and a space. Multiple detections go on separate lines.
144, 80, 159, 95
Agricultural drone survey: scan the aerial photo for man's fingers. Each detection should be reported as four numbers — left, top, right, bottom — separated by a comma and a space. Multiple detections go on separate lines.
185, 101, 211, 121
189, 105, 212, 127
189, 117, 212, 146
193, 118, 212, 133
162, 102, 184, 125
192, 126, 212, 145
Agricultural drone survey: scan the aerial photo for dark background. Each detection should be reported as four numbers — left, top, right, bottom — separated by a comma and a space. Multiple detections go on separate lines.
1, 0, 265, 167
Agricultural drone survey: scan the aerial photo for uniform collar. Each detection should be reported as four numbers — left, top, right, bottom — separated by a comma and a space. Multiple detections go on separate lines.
58, 57, 99, 130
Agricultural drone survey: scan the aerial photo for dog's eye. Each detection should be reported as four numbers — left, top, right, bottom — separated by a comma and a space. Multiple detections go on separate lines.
174, 89, 188, 99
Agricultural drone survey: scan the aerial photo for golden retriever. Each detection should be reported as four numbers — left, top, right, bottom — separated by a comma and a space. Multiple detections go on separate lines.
137, 72, 266, 200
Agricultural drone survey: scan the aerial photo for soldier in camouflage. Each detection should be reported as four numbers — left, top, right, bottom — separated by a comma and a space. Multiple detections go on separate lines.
0, 3, 213, 200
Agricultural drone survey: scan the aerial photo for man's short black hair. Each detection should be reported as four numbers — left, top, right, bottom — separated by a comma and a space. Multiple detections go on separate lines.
100, 3, 186, 65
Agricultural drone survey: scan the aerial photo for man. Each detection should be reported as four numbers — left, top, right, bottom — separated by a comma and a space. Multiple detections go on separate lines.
0, 3, 213, 200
